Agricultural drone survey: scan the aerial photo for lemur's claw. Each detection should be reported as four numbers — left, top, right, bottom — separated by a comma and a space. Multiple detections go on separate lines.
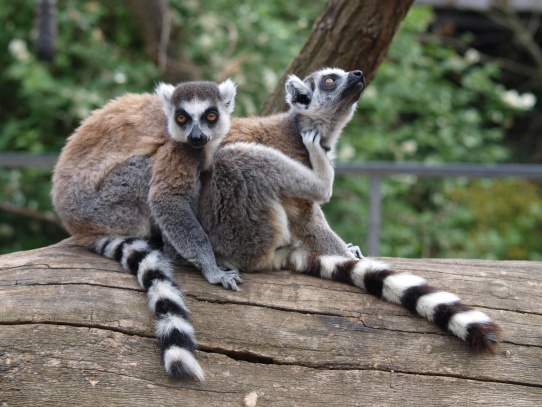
205, 266, 243, 291
222, 270, 244, 291
346, 243, 364, 259
302, 130, 320, 145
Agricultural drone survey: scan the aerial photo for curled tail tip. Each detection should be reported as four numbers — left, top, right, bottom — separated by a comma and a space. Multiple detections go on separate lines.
163, 346, 205, 382
467, 321, 503, 353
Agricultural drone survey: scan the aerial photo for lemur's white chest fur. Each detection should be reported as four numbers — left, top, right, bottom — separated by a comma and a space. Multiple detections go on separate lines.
269, 200, 292, 249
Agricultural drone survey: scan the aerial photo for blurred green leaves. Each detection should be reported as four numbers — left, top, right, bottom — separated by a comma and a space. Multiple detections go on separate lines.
1, 0, 161, 252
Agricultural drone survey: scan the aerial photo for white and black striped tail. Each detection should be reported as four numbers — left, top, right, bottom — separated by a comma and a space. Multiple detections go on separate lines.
283, 249, 502, 352
95, 237, 204, 381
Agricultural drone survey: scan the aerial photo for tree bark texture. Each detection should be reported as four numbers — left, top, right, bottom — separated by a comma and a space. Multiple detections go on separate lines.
261, 0, 415, 115
1, 239, 541, 406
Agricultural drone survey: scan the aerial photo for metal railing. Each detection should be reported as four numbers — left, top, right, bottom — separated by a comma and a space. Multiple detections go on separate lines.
335, 162, 542, 255
2, 153, 542, 256
0, 153, 58, 168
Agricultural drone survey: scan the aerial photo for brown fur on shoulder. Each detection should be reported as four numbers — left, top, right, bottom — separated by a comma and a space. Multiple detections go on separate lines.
53, 93, 166, 194
226, 114, 311, 167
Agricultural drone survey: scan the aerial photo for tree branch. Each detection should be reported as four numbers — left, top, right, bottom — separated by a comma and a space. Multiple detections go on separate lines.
491, 0, 542, 70
0, 202, 61, 225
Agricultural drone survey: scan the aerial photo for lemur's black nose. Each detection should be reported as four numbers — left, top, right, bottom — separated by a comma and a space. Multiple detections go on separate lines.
349, 70, 365, 86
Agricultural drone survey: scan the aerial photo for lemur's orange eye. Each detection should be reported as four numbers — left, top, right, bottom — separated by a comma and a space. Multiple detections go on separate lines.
325, 77, 334, 83
207, 112, 217, 121
176, 115, 187, 123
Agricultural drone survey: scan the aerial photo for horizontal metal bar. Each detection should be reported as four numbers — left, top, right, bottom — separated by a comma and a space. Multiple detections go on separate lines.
0, 153, 58, 169
1, 153, 542, 180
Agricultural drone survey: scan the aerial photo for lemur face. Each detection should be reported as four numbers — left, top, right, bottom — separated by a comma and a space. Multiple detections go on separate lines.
157, 80, 236, 148
285, 68, 365, 119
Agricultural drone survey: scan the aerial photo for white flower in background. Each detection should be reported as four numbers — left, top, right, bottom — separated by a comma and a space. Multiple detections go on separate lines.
465, 48, 480, 64
502, 89, 537, 110
362, 86, 377, 99
262, 68, 277, 92
113, 72, 127, 84
401, 140, 418, 154
9, 39, 30, 62
338, 144, 355, 161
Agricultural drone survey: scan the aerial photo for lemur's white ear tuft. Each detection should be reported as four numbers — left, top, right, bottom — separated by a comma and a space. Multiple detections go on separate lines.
155, 82, 175, 106
219, 78, 236, 114
285, 74, 311, 108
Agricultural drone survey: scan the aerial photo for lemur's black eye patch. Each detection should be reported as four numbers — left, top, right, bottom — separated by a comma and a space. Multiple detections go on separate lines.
296, 93, 311, 105
175, 110, 192, 125
321, 74, 339, 90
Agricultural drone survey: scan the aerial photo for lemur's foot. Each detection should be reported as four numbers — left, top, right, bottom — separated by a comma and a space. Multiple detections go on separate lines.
346, 243, 364, 259
204, 267, 243, 291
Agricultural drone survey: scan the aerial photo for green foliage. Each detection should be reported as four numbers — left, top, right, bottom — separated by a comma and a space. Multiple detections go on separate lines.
447, 179, 542, 260
325, 7, 540, 259
0, 168, 66, 254
0, 0, 160, 252
1, 0, 160, 153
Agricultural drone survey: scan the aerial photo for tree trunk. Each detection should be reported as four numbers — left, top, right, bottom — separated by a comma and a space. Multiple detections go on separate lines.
1, 239, 541, 406
261, 0, 415, 115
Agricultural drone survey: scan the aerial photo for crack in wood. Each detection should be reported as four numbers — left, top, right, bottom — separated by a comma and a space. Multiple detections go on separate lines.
200, 346, 276, 365
1, 280, 142, 292
198, 345, 542, 390
0, 320, 155, 339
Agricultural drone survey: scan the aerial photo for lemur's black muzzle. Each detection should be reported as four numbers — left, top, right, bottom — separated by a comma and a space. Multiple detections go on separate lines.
187, 125, 209, 148
339, 70, 366, 106
348, 70, 365, 88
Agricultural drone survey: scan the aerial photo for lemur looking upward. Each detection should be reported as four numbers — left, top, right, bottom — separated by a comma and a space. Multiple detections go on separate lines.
52, 80, 239, 381
199, 67, 502, 353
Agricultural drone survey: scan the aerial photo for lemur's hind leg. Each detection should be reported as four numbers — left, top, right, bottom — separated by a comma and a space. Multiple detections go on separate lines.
271, 246, 502, 353
286, 201, 355, 258
297, 130, 363, 258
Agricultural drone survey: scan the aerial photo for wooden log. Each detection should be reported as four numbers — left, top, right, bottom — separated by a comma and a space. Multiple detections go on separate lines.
1, 239, 541, 406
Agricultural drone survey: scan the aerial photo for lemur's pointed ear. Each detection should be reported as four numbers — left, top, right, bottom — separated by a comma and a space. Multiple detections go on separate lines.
155, 82, 176, 115
285, 74, 312, 109
219, 79, 236, 114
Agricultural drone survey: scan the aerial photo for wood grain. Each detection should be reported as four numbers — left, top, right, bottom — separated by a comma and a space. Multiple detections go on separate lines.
1, 239, 541, 406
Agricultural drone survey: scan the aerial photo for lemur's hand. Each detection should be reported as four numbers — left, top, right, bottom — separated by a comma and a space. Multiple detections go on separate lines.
302, 129, 334, 202
202, 265, 243, 291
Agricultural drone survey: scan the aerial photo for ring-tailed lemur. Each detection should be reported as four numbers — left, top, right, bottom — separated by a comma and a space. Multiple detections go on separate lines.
199, 67, 502, 353
52, 80, 240, 381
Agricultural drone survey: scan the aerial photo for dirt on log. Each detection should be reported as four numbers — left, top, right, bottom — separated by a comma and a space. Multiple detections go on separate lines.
1, 238, 541, 406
